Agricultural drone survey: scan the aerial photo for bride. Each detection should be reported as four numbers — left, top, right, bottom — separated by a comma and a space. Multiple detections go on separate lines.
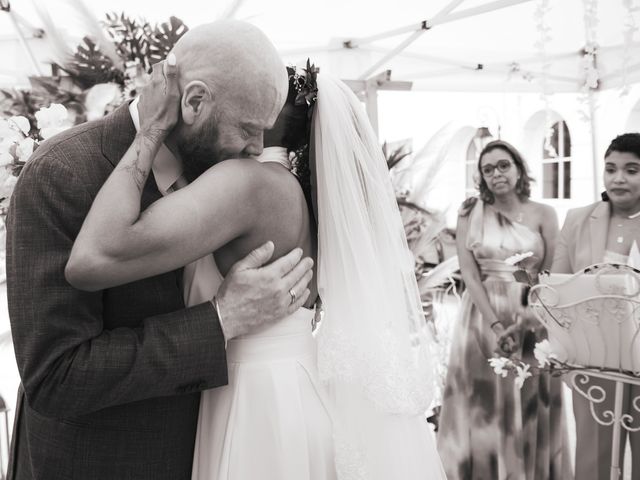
66, 57, 446, 479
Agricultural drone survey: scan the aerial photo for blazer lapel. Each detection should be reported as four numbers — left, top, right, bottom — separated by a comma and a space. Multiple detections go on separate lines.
101, 102, 136, 168
589, 202, 610, 264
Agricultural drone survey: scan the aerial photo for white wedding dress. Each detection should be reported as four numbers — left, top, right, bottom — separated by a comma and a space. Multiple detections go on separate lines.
191, 74, 446, 480
192, 306, 336, 479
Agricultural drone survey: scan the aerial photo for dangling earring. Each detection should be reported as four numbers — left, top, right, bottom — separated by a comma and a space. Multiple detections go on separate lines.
516, 177, 522, 195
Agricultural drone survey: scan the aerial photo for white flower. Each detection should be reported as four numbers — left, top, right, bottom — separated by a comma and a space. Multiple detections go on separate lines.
488, 357, 512, 377
504, 251, 534, 266
85, 83, 123, 121
533, 340, 557, 368
35, 104, 71, 139
16, 137, 35, 162
0, 173, 18, 201
0, 166, 11, 185
8, 116, 31, 136
0, 153, 13, 167
0, 119, 24, 146
3, 174, 17, 188
515, 362, 532, 388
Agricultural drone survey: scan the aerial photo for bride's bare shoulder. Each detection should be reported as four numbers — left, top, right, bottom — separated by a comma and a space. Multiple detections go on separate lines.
194, 158, 300, 207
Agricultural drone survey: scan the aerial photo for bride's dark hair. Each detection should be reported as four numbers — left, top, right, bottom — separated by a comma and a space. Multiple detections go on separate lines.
264, 63, 318, 224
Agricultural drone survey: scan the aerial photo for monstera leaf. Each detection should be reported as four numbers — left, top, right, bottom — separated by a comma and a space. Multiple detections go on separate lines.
104, 12, 151, 70
148, 17, 188, 65
61, 37, 123, 89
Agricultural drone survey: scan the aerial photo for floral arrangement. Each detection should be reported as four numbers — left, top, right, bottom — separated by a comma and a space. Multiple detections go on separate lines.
1, 13, 187, 135
488, 339, 565, 388
0, 104, 72, 213
0, 12, 189, 215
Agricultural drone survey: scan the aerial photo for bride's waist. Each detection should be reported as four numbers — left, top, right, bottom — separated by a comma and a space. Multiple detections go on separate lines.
227, 308, 316, 363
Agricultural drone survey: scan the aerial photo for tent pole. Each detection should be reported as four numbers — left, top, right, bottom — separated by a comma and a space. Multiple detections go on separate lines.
433, 0, 534, 27
348, 0, 534, 47
4, 8, 42, 76
365, 80, 379, 138
431, 0, 467, 23
589, 89, 600, 201
219, 0, 245, 19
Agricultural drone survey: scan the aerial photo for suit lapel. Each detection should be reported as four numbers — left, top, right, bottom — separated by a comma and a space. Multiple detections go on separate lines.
101, 102, 136, 168
589, 202, 610, 264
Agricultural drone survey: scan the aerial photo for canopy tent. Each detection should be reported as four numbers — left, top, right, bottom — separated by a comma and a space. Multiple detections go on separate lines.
2, 0, 636, 92
1, 0, 639, 216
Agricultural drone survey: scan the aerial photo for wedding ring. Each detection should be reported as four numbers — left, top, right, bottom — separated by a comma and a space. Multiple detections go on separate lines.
289, 288, 297, 306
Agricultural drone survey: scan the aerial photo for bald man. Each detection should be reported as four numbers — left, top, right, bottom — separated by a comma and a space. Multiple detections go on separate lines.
6, 20, 311, 480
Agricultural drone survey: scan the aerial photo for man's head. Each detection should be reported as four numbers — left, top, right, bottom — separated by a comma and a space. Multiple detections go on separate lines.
167, 20, 288, 178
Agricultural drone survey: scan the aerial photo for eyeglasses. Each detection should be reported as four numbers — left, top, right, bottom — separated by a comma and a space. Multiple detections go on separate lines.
481, 159, 512, 177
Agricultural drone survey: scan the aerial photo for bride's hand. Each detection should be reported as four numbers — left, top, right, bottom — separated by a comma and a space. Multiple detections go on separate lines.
138, 53, 180, 143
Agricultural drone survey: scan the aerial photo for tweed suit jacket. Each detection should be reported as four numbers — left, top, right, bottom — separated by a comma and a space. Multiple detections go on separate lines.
6, 103, 228, 479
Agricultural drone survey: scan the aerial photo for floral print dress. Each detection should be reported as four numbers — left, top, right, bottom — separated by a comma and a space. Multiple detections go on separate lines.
437, 198, 572, 480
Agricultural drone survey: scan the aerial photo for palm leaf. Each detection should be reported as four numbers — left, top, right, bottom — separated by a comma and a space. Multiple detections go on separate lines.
104, 13, 150, 70
148, 17, 188, 65
383, 142, 412, 170
61, 36, 123, 89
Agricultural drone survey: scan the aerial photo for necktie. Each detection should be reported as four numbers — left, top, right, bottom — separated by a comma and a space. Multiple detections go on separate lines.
169, 176, 223, 306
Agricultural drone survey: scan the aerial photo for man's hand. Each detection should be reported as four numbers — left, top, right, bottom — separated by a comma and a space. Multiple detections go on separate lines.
138, 53, 180, 142
215, 241, 314, 339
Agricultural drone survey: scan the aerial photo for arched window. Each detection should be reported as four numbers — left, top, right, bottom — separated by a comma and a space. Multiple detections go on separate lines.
541, 120, 571, 199
465, 127, 494, 196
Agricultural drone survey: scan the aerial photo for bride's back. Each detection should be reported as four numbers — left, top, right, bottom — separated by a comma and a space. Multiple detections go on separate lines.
212, 157, 317, 305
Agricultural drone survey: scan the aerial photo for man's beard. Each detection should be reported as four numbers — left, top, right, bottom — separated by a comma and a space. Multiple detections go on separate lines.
176, 115, 222, 181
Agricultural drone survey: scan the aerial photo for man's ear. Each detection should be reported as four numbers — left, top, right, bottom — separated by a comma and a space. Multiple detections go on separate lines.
181, 80, 213, 125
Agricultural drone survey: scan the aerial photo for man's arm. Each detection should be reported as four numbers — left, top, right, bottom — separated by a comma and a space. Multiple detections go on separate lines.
7, 154, 227, 418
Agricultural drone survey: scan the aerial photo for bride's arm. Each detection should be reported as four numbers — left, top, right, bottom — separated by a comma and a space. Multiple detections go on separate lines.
65, 59, 259, 291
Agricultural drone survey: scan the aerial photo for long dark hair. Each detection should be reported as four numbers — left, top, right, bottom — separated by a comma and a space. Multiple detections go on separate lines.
477, 140, 533, 204
263, 67, 315, 223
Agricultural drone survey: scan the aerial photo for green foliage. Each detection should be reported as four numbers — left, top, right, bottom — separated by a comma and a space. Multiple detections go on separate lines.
63, 13, 188, 90
1, 78, 87, 127
148, 17, 189, 66
61, 36, 124, 89
382, 142, 411, 170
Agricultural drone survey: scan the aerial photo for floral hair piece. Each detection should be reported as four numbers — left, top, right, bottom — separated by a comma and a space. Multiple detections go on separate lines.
287, 59, 319, 107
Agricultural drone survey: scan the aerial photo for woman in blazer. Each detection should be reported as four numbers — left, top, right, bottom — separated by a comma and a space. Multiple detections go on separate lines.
552, 132, 640, 479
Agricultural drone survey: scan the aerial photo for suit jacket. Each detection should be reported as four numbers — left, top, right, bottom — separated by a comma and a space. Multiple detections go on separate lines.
6, 104, 228, 479
551, 201, 610, 273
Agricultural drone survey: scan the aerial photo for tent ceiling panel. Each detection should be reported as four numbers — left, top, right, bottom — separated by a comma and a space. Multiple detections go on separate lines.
0, 0, 636, 92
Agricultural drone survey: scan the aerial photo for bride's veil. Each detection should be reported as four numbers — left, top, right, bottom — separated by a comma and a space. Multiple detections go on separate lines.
313, 75, 437, 478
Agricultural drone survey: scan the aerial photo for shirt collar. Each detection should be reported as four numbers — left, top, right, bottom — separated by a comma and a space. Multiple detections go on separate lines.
129, 98, 183, 195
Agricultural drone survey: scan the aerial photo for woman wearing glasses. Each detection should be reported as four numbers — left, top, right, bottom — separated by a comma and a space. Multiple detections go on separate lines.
437, 140, 571, 479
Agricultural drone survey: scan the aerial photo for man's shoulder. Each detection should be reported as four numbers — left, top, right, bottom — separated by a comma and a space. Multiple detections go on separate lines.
19, 116, 116, 186
32, 120, 104, 165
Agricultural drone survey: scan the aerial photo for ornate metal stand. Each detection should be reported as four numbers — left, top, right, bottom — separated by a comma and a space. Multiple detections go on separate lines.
565, 369, 640, 480
529, 264, 640, 480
